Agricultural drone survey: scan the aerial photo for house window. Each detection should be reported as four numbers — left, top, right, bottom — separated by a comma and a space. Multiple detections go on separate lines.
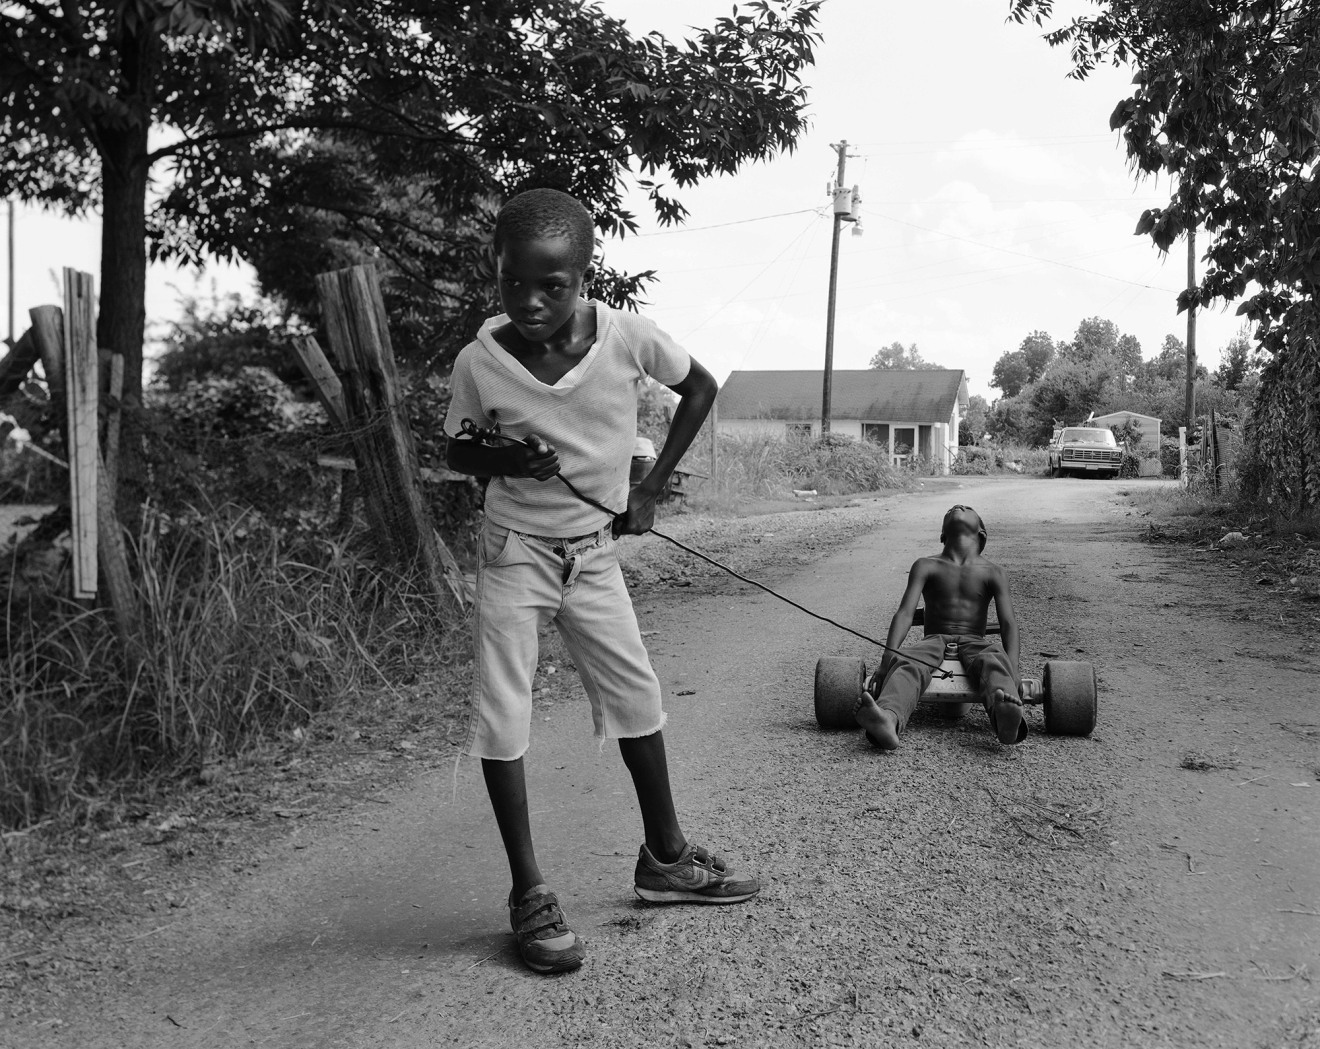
862, 423, 890, 447
786, 422, 812, 438
893, 427, 916, 456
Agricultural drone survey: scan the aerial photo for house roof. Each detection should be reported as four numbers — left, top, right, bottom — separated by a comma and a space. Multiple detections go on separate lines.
717, 369, 969, 424
1089, 409, 1160, 424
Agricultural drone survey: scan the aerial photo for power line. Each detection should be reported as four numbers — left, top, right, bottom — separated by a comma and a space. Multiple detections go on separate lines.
630, 207, 820, 238
678, 212, 823, 342
872, 211, 1174, 291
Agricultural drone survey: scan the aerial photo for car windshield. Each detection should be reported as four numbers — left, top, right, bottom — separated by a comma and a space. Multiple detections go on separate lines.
1060, 428, 1117, 446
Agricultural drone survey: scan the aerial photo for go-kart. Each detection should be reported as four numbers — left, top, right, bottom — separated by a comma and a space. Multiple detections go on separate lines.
813, 608, 1097, 736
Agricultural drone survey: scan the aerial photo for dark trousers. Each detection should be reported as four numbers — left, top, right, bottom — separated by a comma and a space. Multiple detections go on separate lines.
873, 634, 1026, 742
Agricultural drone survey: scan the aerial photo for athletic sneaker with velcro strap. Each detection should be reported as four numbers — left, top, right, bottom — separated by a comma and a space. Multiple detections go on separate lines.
633, 842, 761, 904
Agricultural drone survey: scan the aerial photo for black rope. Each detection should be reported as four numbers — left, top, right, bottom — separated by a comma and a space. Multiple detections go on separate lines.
453, 419, 949, 675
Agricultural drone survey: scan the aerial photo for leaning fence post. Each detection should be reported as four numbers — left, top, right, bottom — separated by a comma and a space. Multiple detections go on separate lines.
313, 264, 461, 608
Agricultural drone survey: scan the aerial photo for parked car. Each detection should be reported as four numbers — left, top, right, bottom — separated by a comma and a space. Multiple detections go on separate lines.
1048, 426, 1123, 478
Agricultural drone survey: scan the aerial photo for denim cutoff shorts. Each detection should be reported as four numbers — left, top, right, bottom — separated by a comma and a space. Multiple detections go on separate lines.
463, 520, 666, 760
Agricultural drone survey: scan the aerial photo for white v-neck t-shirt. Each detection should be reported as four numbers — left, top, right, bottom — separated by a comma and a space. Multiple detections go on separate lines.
443, 300, 692, 537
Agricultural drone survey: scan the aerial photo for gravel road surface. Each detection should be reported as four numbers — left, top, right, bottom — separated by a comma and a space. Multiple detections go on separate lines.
5, 477, 1318, 1048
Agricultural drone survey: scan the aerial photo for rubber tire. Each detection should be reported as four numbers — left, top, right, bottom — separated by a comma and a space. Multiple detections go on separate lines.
814, 657, 864, 730
1043, 660, 1097, 736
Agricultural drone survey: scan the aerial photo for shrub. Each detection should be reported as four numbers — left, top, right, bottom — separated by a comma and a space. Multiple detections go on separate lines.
786, 433, 907, 495
0, 506, 460, 830
951, 447, 993, 475
1160, 436, 1182, 476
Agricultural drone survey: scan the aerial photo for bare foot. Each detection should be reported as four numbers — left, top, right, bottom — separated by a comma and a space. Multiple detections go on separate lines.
854, 690, 900, 750
990, 687, 1024, 745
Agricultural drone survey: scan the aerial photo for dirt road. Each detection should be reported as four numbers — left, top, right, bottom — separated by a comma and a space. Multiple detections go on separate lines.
8, 477, 1320, 1048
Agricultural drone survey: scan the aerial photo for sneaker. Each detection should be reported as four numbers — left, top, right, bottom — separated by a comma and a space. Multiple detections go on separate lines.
633, 843, 760, 904
508, 884, 585, 974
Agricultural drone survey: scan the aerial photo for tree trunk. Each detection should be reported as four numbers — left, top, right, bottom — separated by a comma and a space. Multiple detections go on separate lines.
96, 119, 150, 520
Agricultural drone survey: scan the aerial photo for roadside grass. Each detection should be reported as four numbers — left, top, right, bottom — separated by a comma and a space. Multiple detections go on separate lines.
1, 505, 459, 832
678, 430, 912, 504
1116, 482, 1320, 607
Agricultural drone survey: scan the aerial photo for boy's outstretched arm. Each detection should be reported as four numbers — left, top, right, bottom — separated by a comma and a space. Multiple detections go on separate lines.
446, 431, 560, 481
991, 566, 1020, 679
872, 560, 928, 687
614, 359, 718, 537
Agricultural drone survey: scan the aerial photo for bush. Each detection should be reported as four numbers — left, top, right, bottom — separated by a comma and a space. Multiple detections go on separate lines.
786, 433, 907, 495
690, 431, 909, 501
1160, 436, 1182, 476
144, 368, 339, 528
951, 447, 994, 475
0, 506, 459, 830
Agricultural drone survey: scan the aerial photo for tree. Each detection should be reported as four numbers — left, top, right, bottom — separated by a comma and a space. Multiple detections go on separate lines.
961, 394, 989, 445
868, 341, 942, 369
1213, 325, 1256, 391
1009, 0, 1320, 506
1115, 333, 1143, 392
990, 351, 1030, 398
1060, 316, 1119, 364
2, 0, 823, 475
1138, 334, 1188, 386
1019, 331, 1055, 382
1027, 359, 1116, 444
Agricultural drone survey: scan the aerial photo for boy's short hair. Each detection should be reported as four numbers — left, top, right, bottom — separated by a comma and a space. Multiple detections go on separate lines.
493, 188, 596, 273
941, 506, 988, 553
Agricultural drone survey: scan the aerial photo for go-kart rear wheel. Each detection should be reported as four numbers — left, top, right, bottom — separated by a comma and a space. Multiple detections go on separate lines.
814, 657, 864, 730
1043, 660, 1097, 736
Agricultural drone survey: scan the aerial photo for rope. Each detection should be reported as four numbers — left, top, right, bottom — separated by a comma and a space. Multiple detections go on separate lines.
453, 419, 950, 675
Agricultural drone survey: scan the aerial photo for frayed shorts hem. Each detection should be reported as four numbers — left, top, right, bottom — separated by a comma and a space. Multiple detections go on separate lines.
464, 711, 668, 762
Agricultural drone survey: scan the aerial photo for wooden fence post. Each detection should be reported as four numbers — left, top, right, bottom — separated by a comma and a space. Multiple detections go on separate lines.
63, 269, 98, 600
0, 329, 39, 397
313, 264, 461, 607
291, 335, 348, 427
28, 284, 142, 660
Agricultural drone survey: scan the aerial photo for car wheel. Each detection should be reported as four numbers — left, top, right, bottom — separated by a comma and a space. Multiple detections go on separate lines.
1043, 660, 1097, 736
814, 657, 864, 730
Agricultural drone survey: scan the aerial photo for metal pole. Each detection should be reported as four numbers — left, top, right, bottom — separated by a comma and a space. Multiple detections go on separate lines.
6, 199, 13, 348
821, 140, 848, 435
1184, 226, 1197, 436
709, 398, 718, 489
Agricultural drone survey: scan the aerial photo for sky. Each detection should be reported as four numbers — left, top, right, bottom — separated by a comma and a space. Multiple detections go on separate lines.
2, 0, 1247, 402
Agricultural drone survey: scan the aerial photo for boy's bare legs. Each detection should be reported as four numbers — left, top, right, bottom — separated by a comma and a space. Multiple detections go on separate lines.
621, 729, 761, 904
619, 730, 686, 863
481, 757, 578, 956
481, 757, 544, 897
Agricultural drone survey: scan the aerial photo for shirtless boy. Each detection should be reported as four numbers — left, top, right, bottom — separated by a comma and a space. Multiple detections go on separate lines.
853, 505, 1027, 749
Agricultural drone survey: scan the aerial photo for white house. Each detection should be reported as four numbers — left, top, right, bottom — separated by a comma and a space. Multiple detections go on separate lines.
716, 369, 970, 474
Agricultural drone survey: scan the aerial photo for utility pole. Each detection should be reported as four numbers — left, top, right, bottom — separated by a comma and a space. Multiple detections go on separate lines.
821, 140, 849, 434
1184, 227, 1197, 437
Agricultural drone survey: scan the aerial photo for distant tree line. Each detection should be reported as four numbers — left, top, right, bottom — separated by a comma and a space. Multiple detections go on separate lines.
1011, 0, 1320, 508
982, 318, 1258, 447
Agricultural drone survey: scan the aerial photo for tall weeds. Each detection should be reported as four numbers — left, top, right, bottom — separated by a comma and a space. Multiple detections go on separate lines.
0, 506, 460, 830
682, 431, 911, 502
